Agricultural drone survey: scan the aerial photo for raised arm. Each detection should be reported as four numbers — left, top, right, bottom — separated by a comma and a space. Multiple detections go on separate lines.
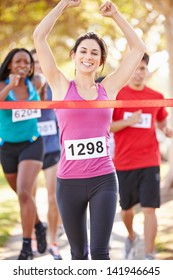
99, 1, 145, 99
33, 0, 81, 100
0, 74, 20, 101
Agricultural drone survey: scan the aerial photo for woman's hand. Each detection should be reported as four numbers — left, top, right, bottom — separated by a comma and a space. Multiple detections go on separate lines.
62, 0, 81, 8
100, 1, 118, 18
9, 74, 21, 87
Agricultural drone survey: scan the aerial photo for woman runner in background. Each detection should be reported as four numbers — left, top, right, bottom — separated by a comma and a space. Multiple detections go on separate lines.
0, 48, 46, 260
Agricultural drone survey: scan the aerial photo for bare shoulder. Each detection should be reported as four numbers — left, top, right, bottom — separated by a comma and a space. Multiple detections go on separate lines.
51, 77, 71, 100
100, 75, 118, 99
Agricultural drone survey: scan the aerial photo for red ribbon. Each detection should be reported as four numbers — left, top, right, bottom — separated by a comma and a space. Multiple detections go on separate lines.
0, 99, 173, 109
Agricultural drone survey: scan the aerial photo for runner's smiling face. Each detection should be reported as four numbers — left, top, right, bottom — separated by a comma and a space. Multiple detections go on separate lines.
72, 39, 102, 75
8, 51, 32, 78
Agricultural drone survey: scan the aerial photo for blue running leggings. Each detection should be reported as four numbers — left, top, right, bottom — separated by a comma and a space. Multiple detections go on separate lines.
56, 172, 118, 260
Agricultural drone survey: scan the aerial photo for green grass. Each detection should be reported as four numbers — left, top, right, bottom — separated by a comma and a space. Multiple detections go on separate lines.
0, 165, 20, 247
0, 200, 20, 247
0, 166, 8, 189
156, 230, 173, 259
0, 165, 45, 248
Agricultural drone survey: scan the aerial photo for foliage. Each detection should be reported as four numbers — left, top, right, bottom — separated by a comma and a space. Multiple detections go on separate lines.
0, 165, 45, 248
0, 165, 19, 247
0, 200, 20, 247
0, 0, 166, 72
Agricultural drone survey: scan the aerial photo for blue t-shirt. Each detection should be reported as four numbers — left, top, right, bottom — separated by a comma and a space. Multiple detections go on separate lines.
37, 84, 61, 154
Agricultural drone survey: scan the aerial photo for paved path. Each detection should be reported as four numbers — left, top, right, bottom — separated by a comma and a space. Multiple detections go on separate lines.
0, 186, 172, 260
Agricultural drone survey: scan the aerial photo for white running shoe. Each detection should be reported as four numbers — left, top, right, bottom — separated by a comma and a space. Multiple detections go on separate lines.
144, 253, 155, 260
123, 234, 139, 260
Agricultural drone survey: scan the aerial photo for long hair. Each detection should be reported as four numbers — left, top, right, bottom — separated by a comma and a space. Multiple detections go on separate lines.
0, 48, 34, 81
70, 32, 108, 73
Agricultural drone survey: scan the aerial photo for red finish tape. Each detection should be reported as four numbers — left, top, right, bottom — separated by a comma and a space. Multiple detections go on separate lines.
0, 99, 173, 109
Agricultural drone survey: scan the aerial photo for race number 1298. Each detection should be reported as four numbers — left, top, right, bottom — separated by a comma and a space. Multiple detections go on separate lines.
64, 136, 107, 160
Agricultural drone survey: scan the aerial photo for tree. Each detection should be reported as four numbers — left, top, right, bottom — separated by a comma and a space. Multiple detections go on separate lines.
141, 0, 173, 188
0, 0, 164, 65
0, 0, 86, 63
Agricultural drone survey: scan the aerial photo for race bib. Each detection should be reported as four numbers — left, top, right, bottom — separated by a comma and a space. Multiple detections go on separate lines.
37, 120, 57, 136
12, 109, 41, 122
124, 112, 152, 128
64, 136, 107, 160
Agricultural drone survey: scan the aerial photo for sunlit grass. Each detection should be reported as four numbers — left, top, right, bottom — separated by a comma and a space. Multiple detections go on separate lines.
156, 229, 173, 259
0, 164, 19, 247
0, 165, 45, 248
0, 166, 7, 189
0, 200, 20, 247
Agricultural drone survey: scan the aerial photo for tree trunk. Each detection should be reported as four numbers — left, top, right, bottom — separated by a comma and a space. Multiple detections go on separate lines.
146, 0, 173, 188
162, 10, 173, 188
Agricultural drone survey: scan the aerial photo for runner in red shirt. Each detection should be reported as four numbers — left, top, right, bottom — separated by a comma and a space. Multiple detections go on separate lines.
111, 53, 173, 260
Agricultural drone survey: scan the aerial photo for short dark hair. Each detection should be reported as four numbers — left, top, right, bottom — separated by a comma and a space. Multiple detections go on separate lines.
30, 49, 36, 55
142, 53, 149, 65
